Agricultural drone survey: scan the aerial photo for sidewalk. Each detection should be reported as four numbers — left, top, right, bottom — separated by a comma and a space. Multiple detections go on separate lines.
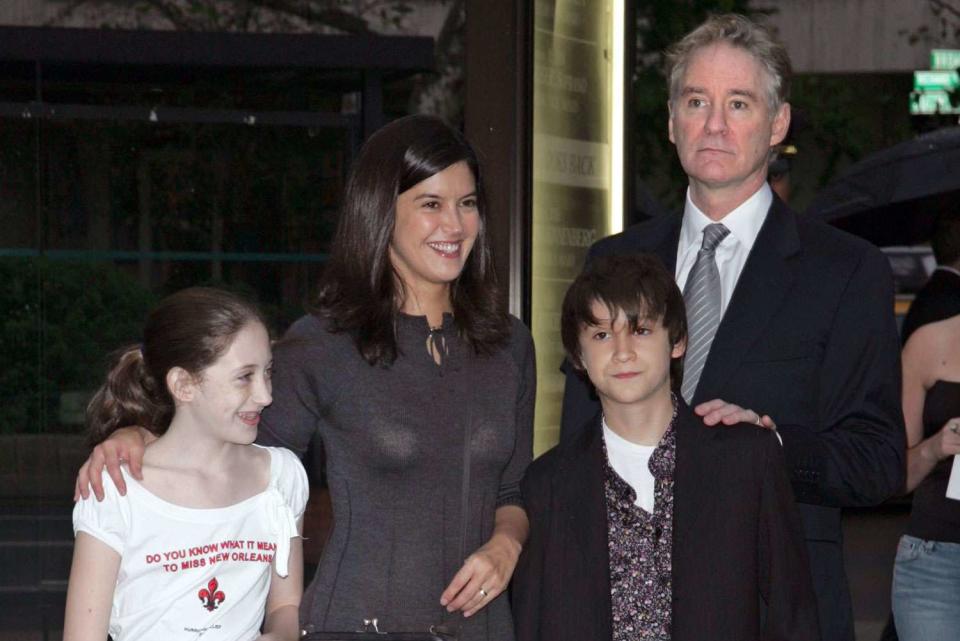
846, 504, 909, 641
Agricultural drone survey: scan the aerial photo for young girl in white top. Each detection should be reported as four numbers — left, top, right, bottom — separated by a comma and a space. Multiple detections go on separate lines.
64, 287, 308, 641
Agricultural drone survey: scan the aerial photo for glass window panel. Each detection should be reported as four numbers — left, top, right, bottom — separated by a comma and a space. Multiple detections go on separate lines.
0, 118, 38, 249
39, 120, 345, 255
0, 26, 429, 635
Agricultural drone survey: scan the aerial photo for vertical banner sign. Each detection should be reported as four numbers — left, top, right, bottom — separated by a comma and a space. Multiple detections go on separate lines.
531, 0, 624, 455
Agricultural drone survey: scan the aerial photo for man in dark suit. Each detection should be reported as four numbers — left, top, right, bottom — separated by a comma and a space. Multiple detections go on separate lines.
560, 14, 904, 641
900, 214, 960, 345
513, 254, 819, 641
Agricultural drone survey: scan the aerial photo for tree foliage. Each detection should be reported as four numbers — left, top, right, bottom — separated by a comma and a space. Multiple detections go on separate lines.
0, 258, 156, 434
899, 0, 960, 47
48, 0, 424, 33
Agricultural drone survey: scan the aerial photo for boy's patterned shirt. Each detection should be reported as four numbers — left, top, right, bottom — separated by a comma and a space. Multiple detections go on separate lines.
604, 401, 677, 641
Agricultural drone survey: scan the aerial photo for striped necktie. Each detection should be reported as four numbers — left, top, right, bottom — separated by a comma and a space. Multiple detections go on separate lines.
681, 223, 730, 403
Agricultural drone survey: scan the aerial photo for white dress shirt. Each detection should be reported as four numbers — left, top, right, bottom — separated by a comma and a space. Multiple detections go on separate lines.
675, 183, 773, 317
673, 183, 784, 443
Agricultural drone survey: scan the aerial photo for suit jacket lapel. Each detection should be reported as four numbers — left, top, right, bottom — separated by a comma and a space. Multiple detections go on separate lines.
637, 212, 682, 273
693, 198, 803, 403
556, 422, 608, 552
554, 416, 612, 636
673, 404, 716, 552
672, 404, 718, 612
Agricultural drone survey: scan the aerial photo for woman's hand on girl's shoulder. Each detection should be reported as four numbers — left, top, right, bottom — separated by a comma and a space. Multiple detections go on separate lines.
74, 426, 152, 501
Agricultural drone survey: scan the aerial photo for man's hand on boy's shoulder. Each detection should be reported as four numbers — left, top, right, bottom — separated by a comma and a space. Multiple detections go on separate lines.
695, 399, 777, 430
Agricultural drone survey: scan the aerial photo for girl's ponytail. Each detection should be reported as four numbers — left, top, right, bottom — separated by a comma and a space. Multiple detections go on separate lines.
85, 346, 172, 446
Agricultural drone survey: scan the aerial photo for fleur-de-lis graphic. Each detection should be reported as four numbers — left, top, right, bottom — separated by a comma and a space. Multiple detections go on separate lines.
198, 578, 226, 611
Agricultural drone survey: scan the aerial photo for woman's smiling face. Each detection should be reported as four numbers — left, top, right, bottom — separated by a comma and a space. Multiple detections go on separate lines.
388, 160, 480, 296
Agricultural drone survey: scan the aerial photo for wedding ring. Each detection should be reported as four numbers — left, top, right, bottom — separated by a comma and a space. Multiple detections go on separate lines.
755, 416, 762, 426
950, 421, 959, 435
478, 587, 488, 598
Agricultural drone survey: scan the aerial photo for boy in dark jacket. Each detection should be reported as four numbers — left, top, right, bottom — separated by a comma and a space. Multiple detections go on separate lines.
512, 254, 819, 641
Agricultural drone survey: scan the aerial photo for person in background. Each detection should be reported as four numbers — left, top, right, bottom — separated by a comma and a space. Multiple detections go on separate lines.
75, 115, 536, 641
768, 144, 796, 203
513, 254, 819, 641
891, 312, 960, 640
900, 214, 960, 345
560, 14, 904, 641
879, 214, 960, 641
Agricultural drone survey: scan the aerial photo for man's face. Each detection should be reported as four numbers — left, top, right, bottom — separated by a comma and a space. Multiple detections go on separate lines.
668, 43, 790, 206
577, 301, 685, 413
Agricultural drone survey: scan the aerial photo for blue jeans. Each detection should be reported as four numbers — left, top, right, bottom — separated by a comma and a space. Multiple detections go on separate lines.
892, 534, 960, 641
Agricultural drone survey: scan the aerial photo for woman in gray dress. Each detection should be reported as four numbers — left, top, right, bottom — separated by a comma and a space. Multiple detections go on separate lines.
76, 115, 535, 641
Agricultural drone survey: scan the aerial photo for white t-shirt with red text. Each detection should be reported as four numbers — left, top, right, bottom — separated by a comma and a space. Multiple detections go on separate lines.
73, 445, 309, 641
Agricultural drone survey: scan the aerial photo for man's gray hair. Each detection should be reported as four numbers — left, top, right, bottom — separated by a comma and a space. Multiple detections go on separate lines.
666, 14, 792, 113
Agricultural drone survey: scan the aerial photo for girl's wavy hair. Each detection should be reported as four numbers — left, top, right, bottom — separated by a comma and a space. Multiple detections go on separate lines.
85, 287, 265, 446
312, 114, 510, 366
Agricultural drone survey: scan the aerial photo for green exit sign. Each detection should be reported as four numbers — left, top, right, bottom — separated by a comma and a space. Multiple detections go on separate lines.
931, 49, 960, 70
910, 90, 960, 115
915, 70, 960, 91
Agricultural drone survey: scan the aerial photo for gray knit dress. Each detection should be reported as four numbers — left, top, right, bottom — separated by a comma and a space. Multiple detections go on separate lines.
257, 312, 535, 641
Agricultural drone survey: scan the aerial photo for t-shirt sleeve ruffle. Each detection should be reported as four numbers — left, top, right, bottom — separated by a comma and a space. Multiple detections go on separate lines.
273, 446, 310, 520
72, 469, 129, 555
266, 446, 310, 578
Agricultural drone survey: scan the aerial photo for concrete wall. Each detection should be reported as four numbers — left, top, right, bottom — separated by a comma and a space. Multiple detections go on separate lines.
2, 1, 949, 74
764, 0, 950, 73
0, 1, 49, 25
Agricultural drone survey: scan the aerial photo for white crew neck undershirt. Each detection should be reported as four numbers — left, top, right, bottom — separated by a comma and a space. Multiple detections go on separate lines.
602, 418, 657, 513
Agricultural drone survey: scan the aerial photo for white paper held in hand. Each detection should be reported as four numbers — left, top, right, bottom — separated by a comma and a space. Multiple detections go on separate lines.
947, 455, 960, 501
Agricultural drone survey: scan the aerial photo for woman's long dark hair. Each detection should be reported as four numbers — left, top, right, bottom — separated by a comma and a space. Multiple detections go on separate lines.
313, 114, 510, 366
85, 287, 265, 446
